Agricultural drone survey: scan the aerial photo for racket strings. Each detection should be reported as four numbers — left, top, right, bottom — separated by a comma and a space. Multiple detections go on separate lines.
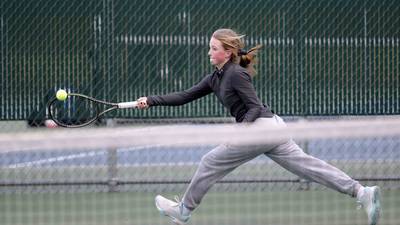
48, 95, 103, 128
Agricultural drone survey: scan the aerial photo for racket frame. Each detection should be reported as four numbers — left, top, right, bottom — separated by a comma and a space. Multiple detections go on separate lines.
48, 93, 137, 128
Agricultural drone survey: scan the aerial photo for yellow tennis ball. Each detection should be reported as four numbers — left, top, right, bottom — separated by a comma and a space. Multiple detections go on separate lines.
56, 89, 68, 101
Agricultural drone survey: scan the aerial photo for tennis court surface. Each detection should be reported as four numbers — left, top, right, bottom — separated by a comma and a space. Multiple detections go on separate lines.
1, 118, 399, 225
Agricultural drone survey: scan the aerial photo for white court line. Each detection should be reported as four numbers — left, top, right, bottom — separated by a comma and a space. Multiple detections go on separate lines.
6, 151, 105, 168
4, 145, 206, 169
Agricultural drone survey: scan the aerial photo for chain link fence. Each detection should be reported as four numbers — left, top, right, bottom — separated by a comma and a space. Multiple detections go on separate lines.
1, 1, 400, 224
1, 0, 399, 125
1, 126, 400, 225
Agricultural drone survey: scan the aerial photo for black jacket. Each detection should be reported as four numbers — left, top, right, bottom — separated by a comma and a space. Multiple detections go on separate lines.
147, 61, 274, 122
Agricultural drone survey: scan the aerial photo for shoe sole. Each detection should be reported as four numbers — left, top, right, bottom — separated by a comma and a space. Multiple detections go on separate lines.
155, 198, 187, 225
369, 186, 381, 225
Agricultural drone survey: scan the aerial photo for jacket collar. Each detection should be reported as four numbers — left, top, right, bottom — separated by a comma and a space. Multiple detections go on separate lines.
215, 61, 233, 77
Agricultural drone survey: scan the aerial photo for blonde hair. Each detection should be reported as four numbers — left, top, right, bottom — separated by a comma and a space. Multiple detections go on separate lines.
212, 28, 262, 75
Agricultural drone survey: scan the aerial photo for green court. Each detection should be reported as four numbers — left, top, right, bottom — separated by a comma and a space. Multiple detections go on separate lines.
1, 160, 398, 224
1, 190, 398, 225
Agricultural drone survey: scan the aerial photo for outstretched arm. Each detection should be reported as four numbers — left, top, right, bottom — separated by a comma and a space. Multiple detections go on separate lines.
136, 75, 212, 109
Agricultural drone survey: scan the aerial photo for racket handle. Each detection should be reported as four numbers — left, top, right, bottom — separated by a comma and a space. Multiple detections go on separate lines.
118, 101, 138, 109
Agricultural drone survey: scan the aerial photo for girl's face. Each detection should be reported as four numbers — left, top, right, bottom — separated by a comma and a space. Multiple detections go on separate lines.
208, 37, 231, 69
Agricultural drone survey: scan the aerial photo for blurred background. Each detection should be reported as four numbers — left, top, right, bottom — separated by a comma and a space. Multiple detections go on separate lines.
0, 0, 399, 224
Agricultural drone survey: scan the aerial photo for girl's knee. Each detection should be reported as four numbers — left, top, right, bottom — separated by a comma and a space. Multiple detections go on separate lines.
200, 153, 216, 168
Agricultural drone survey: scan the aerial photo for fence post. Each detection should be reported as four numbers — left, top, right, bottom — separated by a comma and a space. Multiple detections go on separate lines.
298, 140, 311, 191
107, 148, 118, 192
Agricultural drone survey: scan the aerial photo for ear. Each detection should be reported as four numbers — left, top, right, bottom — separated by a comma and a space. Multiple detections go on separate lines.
224, 49, 232, 59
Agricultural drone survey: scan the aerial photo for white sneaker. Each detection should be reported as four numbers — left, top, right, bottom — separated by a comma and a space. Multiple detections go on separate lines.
357, 186, 381, 225
155, 195, 191, 225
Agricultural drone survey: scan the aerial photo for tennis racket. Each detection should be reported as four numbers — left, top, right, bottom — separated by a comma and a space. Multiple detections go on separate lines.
48, 92, 138, 128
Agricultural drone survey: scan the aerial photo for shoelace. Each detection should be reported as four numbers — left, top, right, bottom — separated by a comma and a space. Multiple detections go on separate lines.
356, 191, 368, 210
174, 196, 181, 204
172, 196, 184, 212
174, 196, 190, 217
356, 200, 363, 210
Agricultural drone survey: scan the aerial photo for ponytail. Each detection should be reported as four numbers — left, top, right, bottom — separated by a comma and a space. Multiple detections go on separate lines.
238, 45, 262, 76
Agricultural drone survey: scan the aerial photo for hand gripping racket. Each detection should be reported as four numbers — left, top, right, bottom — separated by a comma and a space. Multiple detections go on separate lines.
48, 92, 138, 128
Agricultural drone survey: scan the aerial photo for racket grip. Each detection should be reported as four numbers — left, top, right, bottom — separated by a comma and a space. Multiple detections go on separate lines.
118, 101, 138, 109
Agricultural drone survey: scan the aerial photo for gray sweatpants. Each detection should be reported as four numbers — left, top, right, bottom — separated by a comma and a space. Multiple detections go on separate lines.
182, 115, 361, 210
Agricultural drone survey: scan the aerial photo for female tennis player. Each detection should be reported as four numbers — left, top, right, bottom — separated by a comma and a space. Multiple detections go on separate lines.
136, 28, 381, 225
